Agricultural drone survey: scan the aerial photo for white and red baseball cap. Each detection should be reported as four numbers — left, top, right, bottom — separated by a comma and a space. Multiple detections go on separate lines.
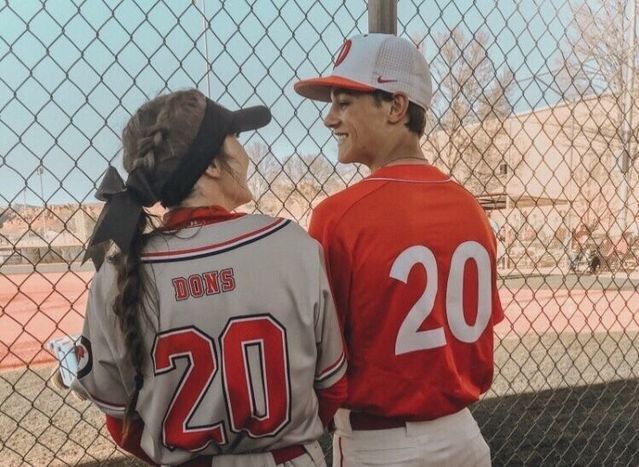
294, 33, 432, 110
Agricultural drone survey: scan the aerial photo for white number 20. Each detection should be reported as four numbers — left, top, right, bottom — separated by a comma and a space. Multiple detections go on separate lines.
391, 241, 492, 355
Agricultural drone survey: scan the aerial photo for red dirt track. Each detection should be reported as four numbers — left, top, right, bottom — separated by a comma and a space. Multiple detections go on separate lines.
1, 270, 93, 369
495, 285, 639, 337
1, 270, 637, 371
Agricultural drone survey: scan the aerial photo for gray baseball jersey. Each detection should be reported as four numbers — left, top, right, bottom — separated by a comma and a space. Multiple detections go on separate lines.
71, 214, 346, 465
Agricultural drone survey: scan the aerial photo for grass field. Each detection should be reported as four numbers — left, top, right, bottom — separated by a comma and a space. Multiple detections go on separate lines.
2, 265, 637, 465
475, 378, 639, 466
1, 330, 637, 466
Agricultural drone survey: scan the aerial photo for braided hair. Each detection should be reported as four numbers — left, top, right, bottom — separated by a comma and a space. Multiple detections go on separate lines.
112, 89, 207, 437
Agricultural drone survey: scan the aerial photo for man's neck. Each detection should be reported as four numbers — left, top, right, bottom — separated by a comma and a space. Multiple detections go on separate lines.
369, 137, 426, 172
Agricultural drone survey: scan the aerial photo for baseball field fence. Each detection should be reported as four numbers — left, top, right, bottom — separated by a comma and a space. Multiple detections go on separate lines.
1, 1, 638, 465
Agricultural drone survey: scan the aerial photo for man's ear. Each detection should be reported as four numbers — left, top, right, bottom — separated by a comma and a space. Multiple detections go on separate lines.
203, 160, 223, 180
387, 93, 410, 124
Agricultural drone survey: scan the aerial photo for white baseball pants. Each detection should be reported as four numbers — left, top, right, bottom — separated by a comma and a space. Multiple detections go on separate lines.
332, 408, 490, 467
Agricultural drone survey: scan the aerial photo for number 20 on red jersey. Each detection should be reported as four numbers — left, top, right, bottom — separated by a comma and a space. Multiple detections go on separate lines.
391, 241, 492, 355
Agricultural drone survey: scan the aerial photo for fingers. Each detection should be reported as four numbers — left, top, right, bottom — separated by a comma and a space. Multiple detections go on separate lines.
49, 366, 68, 390
70, 389, 88, 401
48, 365, 87, 401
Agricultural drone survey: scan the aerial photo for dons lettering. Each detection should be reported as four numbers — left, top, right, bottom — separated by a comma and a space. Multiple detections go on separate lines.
172, 268, 236, 301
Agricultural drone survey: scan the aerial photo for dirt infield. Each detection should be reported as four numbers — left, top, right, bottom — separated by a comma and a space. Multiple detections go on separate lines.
2, 268, 637, 370
496, 280, 639, 337
0, 269, 92, 369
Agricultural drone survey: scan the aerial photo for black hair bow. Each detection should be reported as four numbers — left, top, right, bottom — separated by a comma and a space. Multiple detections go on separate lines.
83, 166, 158, 270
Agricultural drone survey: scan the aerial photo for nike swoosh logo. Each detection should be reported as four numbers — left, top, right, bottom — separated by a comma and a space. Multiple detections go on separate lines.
377, 77, 398, 83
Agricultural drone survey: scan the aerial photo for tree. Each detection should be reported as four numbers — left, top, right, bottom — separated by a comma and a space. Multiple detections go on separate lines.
558, 0, 638, 155
560, 0, 637, 101
422, 27, 515, 196
245, 141, 280, 204
558, 0, 639, 233
245, 141, 353, 225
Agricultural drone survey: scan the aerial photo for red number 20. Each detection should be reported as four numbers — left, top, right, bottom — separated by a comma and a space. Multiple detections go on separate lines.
152, 316, 290, 452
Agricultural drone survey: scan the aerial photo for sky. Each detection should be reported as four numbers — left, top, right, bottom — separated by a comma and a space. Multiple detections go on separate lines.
0, 0, 577, 206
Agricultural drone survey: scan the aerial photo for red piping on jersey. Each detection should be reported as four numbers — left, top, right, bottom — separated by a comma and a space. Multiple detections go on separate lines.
364, 164, 451, 184
143, 217, 286, 259
363, 176, 452, 184
315, 352, 346, 382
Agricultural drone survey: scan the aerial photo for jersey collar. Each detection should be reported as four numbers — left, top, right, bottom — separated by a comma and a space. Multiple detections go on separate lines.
366, 164, 450, 182
162, 205, 246, 230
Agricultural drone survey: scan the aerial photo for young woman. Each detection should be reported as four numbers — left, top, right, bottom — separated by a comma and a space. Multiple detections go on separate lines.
70, 89, 346, 466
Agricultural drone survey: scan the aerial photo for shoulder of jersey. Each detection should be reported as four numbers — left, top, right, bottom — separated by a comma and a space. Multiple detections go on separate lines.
236, 213, 311, 237
87, 258, 119, 320
313, 179, 375, 219
248, 215, 325, 261
251, 214, 310, 237
95, 257, 118, 290
142, 213, 313, 253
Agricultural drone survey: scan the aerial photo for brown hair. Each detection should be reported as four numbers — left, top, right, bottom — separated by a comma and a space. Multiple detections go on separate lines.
112, 89, 207, 436
371, 90, 427, 136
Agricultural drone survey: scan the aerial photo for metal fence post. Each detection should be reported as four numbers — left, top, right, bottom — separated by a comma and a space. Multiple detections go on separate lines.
618, 0, 637, 233
368, 0, 397, 34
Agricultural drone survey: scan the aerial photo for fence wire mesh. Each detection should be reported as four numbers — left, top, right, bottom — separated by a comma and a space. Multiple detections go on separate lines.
1, 0, 638, 465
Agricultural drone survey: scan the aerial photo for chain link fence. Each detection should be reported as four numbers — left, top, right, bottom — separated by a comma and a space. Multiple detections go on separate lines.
1, 0, 638, 465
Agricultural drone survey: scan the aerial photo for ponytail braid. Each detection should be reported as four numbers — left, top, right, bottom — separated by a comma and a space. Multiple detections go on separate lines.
113, 89, 207, 439
112, 123, 165, 439
112, 206, 152, 439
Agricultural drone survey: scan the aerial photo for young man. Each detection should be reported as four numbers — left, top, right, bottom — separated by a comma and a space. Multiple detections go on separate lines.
294, 33, 504, 466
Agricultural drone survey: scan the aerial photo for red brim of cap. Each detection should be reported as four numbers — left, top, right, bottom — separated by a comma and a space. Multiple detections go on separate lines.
294, 75, 377, 102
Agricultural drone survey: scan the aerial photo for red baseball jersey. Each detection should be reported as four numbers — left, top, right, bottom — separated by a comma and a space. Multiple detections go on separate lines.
309, 164, 504, 420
